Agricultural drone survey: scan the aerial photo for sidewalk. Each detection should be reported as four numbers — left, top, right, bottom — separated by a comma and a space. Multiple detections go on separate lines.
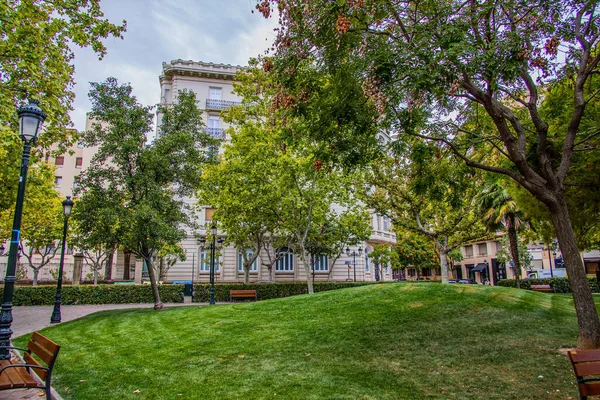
0, 302, 205, 400
11, 302, 204, 339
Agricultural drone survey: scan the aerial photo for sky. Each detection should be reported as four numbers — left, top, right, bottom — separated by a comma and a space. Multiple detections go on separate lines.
69, 0, 277, 132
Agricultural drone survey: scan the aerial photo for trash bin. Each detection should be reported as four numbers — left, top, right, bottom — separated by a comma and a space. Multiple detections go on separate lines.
173, 281, 193, 297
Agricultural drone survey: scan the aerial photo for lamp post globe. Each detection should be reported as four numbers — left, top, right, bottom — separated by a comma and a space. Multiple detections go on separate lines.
0, 100, 46, 360
51, 196, 74, 324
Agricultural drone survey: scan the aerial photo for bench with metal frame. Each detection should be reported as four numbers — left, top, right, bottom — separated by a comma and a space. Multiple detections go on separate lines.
568, 349, 600, 400
229, 289, 258, 302
531, 284, 553, 293
0, 332, 60, 400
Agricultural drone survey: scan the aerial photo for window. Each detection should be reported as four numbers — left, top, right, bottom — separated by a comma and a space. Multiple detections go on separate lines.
495, 241, 502, 252
377, 216, 381, 231
55, 176, 62, 187
312, 255, 328, 272
238, 248, 258, 272
208, 116, 221, 129
383, 216, 390, 232
276, 248, 294, 272
209, 87, 222, 100
162, 88, 170, 103
75, 157, 83, 168
478, 243, 488, 256
55, 156, 64, 167
365, 255, 370, 272
464, 245, 473, 257
199, 248, 220, 272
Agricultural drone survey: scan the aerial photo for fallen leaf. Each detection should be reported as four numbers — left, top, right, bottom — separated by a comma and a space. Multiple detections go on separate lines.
134, 389, 141, 394
79, 380, 86, 382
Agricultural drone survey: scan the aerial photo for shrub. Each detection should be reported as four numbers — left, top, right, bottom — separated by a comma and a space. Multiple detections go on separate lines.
7, 282, 374, 306
11, 284, 184, 306
193, 282, 372, 302
498, 277, 599, 293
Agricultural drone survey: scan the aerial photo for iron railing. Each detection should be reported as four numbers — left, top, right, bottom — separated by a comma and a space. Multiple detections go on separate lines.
205, 99, 240, 110
205, 128, 226, 139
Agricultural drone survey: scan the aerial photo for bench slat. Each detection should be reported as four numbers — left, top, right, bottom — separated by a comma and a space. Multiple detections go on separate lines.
569, 349, 600, 363
0, 361, 38, 389
27, 341, 54, 366
574, 362, 600, 377
32, 332, 60, 355
581, 382, 600, 397
24, 353, 46, 381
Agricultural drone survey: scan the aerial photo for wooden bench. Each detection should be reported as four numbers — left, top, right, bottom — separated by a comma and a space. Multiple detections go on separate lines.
568, 349, 600, 399
229, 289, 258, 302
0, 332, 60, 400
531, 284, 553, 292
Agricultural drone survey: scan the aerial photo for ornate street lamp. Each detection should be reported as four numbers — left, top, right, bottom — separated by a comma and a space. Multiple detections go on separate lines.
199, 223, 223, 305
346, 247, 362, 282
51, 196, 74, 323
0, 100, 46, 360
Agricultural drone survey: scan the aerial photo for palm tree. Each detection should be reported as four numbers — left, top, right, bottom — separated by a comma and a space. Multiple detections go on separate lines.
478, 181, 528, 287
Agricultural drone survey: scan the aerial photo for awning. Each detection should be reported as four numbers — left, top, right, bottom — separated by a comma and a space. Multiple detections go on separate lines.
472, 263, 488, 272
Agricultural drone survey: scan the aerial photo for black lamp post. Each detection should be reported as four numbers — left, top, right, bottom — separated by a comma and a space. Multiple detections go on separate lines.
50, 196, 74, 323
199, 223, 223, 305
0, 100, 46, 360
346, 247, 362, 282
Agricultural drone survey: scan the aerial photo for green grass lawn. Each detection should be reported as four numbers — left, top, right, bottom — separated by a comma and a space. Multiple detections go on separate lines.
16, 283, 588, 399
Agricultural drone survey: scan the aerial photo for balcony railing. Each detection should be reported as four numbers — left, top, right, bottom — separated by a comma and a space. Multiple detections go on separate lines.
205, 128, 226, 139
206, 99, 240, 111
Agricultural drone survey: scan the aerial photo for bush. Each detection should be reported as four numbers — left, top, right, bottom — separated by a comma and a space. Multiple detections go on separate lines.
498, 277, 599, 293
7, 282, 373, 306
192, 282, 372, 302
11, 284, 184, 306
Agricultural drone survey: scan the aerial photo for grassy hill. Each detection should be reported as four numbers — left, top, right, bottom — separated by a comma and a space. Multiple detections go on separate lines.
18, 283, 586, 399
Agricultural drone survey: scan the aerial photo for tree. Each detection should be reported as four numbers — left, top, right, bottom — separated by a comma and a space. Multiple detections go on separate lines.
157, 244, 186, 282
477, 179, 530, 287
0, 162, 63, 285
0, 0, 125, 212
368, 243, 395, 281
367, 140, 489, 283
70, 189, 120, 285
77, 79, 214, 309
202, 65, 371, 291
393, 230, 439, 276
258, 0, 600, 348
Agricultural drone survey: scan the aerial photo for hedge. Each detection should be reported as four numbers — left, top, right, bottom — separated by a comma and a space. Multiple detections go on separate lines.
11, 284, 185, 306
192, 282, 372, 302
6, 282, 373, 306
498, 277, 600, 293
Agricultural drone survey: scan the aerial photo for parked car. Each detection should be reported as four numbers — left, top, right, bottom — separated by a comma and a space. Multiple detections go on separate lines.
458, 279, 474, 284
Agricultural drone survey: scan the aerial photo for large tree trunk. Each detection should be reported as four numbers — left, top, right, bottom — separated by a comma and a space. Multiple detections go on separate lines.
105, 252, 113, 281
506, 214, 521, 289
93, 268, 98, 285
550, 199, 600, 349
32, 269, 39, 286
244, 267, 249, 284
143, 253, 163, 310
123, 252, 131, 280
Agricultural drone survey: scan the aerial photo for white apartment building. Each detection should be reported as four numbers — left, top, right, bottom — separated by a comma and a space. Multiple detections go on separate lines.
157, 60, 395, 284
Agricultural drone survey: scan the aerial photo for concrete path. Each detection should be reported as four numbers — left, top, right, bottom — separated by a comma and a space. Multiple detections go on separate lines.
0, 302, 206, 400
11, 302, 205, 338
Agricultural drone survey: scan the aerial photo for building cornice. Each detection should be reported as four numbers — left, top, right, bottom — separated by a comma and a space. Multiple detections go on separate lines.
160, 59, 245, 82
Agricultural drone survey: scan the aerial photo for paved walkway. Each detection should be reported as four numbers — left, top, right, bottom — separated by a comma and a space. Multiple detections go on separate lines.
11, 302, 204, 338
0, 302, 206, 400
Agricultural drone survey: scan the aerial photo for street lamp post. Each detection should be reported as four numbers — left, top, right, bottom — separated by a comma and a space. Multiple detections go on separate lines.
51, 197, 74, 323
0, 100, 46, 360
346, 247, 362, 282
199, 223, 223, 305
